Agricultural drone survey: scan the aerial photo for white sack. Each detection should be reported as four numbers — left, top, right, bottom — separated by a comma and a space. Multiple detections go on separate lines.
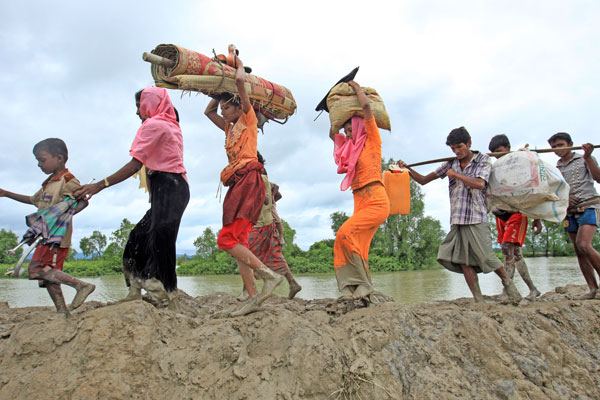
488, 149, 569, 223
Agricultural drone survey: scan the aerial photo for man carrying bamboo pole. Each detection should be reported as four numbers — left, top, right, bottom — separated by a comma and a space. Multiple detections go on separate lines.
549, 132, 600, 300
397, 127, 522, 304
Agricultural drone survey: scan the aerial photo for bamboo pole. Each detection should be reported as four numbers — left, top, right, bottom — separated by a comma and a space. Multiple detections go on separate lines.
406, 145, 600, 167
142, 52, 176, 68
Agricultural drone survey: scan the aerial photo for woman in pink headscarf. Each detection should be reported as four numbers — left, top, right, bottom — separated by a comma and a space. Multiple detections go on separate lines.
330, 80, 390, 303
75, 87, 189, 309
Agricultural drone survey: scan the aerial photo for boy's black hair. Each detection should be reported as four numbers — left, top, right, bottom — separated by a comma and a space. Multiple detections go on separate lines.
218, 92, 241, 107
446, 126, 471, 146
173, 107, 180, 123
33, 138, 68, 161
488, 134, 510, 152
257, 150, 266, 165
135, 89, 143, 102
547, 132, 573, 146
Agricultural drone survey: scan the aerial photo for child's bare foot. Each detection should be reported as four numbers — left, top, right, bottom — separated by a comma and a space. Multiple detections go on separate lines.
237, 289, 249, 302
502, 278, 522, 304
473, 292, 486, 303
70, 282, 95, 310
57, 304, 72, 317
524, 289, 541, 301
288, 282, 302, 299
255, 266, 283, 304
230, 296, 263, 317
572, 291, 598, 300
121, 278, 143, 302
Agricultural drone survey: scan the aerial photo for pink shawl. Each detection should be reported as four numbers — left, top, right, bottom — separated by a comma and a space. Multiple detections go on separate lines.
333, 116, 367, 191
130, 87, 187, 180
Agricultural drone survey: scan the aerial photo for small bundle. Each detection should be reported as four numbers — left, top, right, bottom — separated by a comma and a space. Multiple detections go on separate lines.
488, 149, 570, 223
326, 82, 391, 133
145, 44, 296, 122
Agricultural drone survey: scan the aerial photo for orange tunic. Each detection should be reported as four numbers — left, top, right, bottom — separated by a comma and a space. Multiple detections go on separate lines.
333, 117, 390, 293
351, 117, 384, 191
220, 108, 258, 184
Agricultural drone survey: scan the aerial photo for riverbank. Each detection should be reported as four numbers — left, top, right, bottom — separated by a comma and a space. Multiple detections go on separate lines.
0, 284, 598, 399
0, 257, 442, 279
0, 257, 587, 309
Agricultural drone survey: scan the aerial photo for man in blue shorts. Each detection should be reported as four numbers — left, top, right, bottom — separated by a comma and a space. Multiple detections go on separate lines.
549, 132, 600, 299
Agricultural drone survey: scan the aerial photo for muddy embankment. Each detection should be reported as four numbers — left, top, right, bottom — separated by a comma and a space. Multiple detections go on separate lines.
0, 284, 599, 399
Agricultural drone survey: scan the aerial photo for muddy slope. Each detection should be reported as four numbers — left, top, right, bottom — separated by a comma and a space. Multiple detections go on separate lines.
0, 285, 599, 399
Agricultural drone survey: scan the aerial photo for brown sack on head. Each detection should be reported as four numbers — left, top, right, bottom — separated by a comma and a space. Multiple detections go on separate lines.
326, 82, 391, 133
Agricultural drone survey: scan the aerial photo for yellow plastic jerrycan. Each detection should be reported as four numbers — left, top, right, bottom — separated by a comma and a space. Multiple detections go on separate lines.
383, 170, 411, 215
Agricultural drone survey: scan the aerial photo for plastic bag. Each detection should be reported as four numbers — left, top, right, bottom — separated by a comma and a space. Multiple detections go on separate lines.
488, 149, 569, 223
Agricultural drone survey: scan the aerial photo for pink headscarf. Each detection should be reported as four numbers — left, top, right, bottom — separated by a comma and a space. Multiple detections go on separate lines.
130, 87, 187, 179
333, 116, 367, 191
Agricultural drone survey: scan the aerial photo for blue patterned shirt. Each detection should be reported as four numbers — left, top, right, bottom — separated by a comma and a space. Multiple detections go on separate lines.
435, 152, 491, 225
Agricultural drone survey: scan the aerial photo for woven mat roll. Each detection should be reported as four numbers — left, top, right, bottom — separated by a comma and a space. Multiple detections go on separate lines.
149, 44, 296, 121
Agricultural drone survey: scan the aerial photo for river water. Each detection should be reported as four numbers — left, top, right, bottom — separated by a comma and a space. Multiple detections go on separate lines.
0, 257, 585, 308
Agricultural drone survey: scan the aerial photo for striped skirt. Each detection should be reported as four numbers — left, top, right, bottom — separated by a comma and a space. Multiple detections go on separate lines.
248, 221, 290, 275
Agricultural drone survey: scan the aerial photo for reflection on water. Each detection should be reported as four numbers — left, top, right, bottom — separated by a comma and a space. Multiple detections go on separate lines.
0, 257, 586, 308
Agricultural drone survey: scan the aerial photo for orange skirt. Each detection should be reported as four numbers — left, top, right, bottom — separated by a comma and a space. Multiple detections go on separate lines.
333, 182, 390, 292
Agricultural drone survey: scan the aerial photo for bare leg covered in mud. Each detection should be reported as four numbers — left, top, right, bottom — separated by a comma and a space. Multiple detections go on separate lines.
239, 271, 301, 301
121, 270, 143, 302
514, 248, 540, 300
227, 244, 282, 317
461, 264, 521, 304
461, 264, 485, 303
568, 227, 600, 299
46, 282, 71, 316
502, 242, 540, 301
494, 266, 522, 304
36, 267, 95, 311
285, 272, 302, 299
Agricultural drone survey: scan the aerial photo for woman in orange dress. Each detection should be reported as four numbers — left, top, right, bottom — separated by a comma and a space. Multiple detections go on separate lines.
204, 56, 282, 316
330, 80, 390, 302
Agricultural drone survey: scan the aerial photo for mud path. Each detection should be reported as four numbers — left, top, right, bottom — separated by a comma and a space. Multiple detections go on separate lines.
0, 285, 599, 399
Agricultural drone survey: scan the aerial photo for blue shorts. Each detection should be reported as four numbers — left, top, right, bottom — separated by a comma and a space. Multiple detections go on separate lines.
564, 208, 600, 233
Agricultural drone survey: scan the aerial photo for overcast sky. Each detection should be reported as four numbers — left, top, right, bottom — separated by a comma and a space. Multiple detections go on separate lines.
1, 0, 599, 254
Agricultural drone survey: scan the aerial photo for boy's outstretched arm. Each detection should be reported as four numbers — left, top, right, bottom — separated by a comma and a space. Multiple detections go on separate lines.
348, 80, 373, 121
396, 161, 438, 185
204, 97, 226, 131
234, 58, 252, 114
0, 188, 33, 205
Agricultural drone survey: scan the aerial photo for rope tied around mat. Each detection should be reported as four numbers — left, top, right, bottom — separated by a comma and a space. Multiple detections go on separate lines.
211, 48, 227, 94
260, 80, 277, 117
